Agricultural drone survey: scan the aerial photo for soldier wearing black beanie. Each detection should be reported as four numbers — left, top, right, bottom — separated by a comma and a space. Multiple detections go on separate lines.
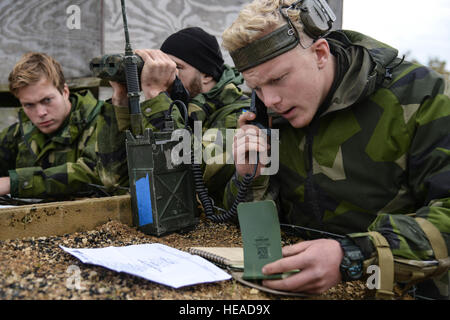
160, 27, 225, 82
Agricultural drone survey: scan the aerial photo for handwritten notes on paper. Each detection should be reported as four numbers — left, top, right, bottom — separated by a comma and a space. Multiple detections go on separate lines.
60, 243, 231, 288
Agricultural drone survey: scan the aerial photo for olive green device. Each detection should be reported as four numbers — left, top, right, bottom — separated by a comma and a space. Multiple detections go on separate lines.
238, 200, 301, 280
237, 200, 284, 280
126, 126, 199, 236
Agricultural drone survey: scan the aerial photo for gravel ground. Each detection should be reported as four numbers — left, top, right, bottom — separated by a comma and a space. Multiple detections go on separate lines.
0, 218, 413, 300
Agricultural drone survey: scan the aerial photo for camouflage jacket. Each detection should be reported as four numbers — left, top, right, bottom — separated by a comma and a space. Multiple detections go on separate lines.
115, 64, 250, 202
0, 90, 126, 199
225, 30, 450, 286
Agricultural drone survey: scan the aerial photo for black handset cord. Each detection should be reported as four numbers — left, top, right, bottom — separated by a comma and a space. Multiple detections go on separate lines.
166, 100, 259, 223
196, 157, 259, 223
205, 120, 269, 222
167, 100, 190, 131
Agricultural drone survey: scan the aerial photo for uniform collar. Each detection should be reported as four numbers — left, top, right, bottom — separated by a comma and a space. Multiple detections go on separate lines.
320, 30, 398, 117
190, 64, 245, 114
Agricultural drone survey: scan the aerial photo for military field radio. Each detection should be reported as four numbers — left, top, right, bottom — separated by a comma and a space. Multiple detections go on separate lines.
90, 0, 198, 236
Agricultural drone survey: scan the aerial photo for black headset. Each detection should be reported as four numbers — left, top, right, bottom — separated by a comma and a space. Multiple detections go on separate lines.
281, 0, 336, 39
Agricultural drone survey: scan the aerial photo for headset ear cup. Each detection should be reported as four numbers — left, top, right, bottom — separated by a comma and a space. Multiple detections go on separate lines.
298, 0, 333, 39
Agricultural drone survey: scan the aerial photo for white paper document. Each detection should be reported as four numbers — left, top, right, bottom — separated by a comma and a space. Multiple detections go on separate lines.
60, 243, 231, 288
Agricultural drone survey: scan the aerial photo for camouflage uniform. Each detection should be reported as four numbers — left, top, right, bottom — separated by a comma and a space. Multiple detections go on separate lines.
0, 90, 126, 199
115, 64, 250, 203
224, 30, 450, 298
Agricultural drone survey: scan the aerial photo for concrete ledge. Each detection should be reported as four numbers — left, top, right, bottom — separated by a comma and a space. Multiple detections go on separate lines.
0, 195, 132, 240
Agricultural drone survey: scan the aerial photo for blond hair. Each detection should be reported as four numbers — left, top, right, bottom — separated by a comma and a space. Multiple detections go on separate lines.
8, 52, 66, 96
222, 0, 312, 52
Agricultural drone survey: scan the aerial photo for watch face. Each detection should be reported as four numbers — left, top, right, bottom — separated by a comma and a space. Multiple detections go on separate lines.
339, 238, 364, 281
341, 258, 363, 280
348, 262, 363, 278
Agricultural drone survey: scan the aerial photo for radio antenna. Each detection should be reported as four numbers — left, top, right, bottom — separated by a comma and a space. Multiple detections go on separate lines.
120, 0, 142, 136
121, 0, 133, 56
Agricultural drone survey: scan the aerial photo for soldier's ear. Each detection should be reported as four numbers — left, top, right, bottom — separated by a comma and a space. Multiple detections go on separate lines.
201, 74, 214, 86
313, 38, 330, 70
62, 83, 70, 99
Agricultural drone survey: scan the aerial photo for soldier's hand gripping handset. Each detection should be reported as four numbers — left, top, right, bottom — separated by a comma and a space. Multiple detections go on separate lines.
233, 91, 271, 179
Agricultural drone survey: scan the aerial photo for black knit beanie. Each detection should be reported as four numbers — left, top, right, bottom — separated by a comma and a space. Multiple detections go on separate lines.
160, 27, 224, 82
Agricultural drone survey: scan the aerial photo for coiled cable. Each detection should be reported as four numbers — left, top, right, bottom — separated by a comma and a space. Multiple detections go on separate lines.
192, 153, 259, 223
167, 99, 259, 223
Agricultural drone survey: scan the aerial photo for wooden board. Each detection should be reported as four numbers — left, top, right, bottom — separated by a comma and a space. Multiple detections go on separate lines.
0, 195, 132, 240
0, 0, 102, 83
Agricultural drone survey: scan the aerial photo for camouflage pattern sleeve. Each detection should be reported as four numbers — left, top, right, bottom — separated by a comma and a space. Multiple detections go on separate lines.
350, 90, 450, 262
10, 160, 100, 198
9, 146, 101, 198
115, 92, 189, 132
95, 101, 129, 194
113, 104, 132, 132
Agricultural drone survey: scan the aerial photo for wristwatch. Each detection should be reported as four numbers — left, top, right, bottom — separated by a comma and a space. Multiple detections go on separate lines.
337, 236, 364, 281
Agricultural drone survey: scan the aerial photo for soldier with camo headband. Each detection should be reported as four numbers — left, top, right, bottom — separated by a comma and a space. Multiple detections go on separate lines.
222, 0, 450, 299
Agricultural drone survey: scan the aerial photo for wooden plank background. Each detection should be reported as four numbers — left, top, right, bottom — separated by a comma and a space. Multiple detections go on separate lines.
0, 0, 342, 129
0, 0, 342, 82
0, 0, 102, 83
103, 0, 249, 66
103, 0, 343, 67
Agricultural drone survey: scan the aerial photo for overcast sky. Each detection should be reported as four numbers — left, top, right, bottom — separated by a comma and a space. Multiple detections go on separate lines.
342, 0, 450, 67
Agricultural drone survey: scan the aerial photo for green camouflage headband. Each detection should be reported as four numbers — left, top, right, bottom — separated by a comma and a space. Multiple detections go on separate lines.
230, 24, 299, 72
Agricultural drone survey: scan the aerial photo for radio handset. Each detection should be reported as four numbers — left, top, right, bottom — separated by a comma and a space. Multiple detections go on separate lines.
249, 90, 271, 136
